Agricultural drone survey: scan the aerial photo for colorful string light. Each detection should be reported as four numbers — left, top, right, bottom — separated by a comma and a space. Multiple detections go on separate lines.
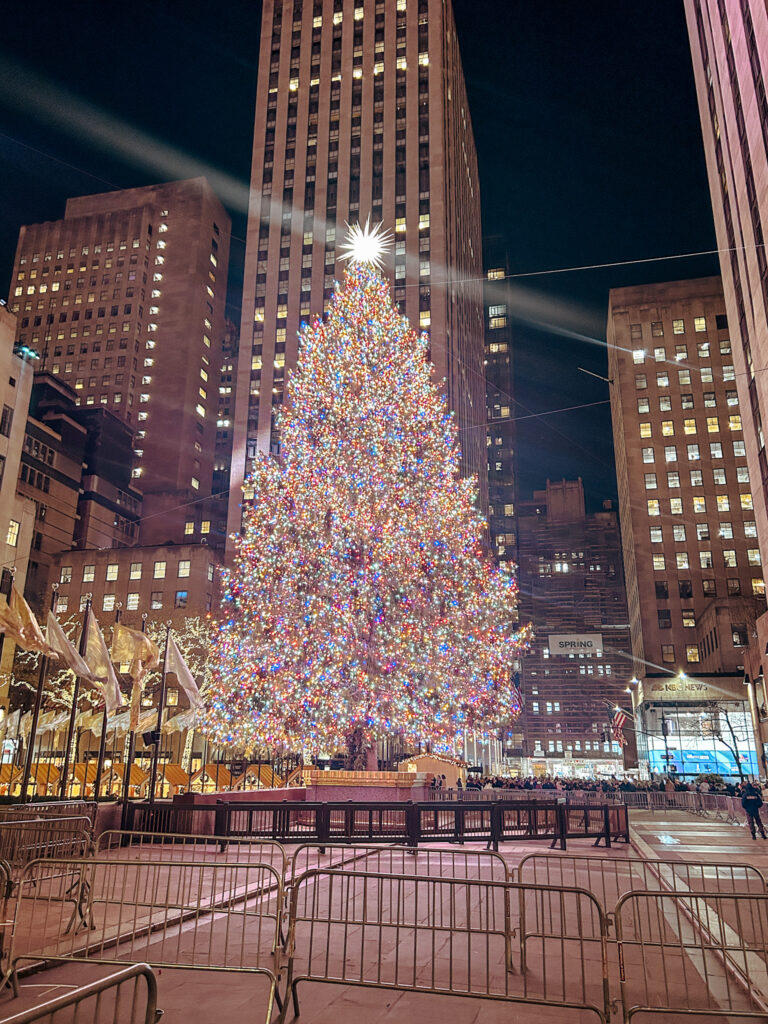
201, 262, 531, 756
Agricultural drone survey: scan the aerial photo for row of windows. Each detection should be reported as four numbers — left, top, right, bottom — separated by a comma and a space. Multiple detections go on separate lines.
636, 367, 735, 389
653, 577, 764, 598
650, 548, 761, 570
641, 439, 746, 461
632, 335, 730, 363
650, 521, 756, 542
644, 467, 750, 486
57, 590, 206, 614
59, 559, 215, 583
18, 239, 146, 263
630, 314, 727, 342
637, 391, 737, 413
647, 493, 753, 515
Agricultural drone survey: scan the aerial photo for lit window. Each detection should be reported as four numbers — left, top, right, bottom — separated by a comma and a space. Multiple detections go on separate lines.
661, 421, 674, 436
191, 477, 200, 490
710, 442, 723, 458
673, 525, 686, 542
729, 415, 742, 431
683, 419, 696, 435
693, 316, 706, 332
126, 593, 139, 611
670, 498, 683, 514
103, 593, 116, 612
679, 370, 691, 384
638, 397, 650, 413
395, 218, 406, 233
130, 562, 142, 580
706, 416, 719, 433
154, 560, 166, 579
644, 473, 657, 489
715, 495, 730, 512
665, 446, 677, 463
59, 566, 72, 583
106, 563, 118, 581
667, 471, 680, 488
633, 350, 645, 364
686, 645, 700, 663
753, 578, 766, 597
178, 559, 191, 578
676, 552, 689, 570
83, 564, 95, 582
745, 521, 758, 538
174, 590, 188, 609
201, 521, 211, 534
672, 319, 684, 334
657, 372, 669, 387
652, 554, 665, 570
647, 499, 660, 517
635, 374, 647, 389
150, 591, 163, 610
654, 346, 665, 360
184, 520, 194, 536
650, 527, 663, 543
749, 549, 762, 566
723, 549, 738, 568
419, 312, 431, 328
642, 447, 654, 463
640, 423, 652, 438
687, 444, 700, 460
6, 520, 19, 547
742, 493, 754, 510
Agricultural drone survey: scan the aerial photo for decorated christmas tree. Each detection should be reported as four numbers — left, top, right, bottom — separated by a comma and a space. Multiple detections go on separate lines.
203, 224, 530, 763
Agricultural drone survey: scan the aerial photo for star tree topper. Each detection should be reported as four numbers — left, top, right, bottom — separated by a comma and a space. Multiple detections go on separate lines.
339, 217, 393, 271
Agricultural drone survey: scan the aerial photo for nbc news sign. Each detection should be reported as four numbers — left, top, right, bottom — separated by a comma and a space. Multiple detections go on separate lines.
548, 633, 603, 655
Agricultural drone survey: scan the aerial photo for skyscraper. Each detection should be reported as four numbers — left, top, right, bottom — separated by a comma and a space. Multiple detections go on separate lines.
8, 178, 231, 545
228, 0, 485, 542
685, 1, 768, 678
607, 278, 761, 778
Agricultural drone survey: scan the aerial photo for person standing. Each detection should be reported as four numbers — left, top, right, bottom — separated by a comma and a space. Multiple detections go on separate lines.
741, 782, 767, 839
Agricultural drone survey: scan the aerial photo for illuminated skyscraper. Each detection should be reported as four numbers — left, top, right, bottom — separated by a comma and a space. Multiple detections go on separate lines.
228, 0, 486, 541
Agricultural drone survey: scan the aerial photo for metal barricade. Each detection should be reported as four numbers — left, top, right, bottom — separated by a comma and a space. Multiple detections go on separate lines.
615, 889, 768, 1021
288, 842, 510, 885
2, 801, 98, 826
0, 819, 92, 885
96, 829, 287, 880
1, 963, 161, 1023
282, 868, 610, 1023
4, 857, 283, 1023
518, 853, 767, 922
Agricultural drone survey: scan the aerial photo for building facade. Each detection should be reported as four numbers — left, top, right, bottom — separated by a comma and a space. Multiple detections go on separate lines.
227, 0, 486, 542
607, 278, 762, 778
7, 178, 231, 546
48, 543, 222, 629
484, 242, 516, 568
515, 479, 633, 777
0, 304, 36, 604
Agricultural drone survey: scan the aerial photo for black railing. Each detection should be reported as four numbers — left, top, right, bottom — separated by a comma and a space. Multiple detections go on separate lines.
124, 798, 629, 851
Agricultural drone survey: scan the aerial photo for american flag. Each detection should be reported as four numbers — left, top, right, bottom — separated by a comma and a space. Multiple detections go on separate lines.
612, 708, 629, 745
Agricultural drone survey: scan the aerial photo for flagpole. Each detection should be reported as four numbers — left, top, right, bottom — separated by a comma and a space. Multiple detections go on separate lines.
19, 583, 58, 804
120, 612, 147, 829
93, 603, 121, 802
148, 621, 171, 807
59, 595, 91, 800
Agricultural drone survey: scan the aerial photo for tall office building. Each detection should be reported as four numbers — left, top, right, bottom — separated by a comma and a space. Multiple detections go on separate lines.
228, 0, 486, 541
515, 479, 633, 776
8, 178, 231, 545
685, 2, 768, 678
608, 279, 762, 778
484, 241, 516, 568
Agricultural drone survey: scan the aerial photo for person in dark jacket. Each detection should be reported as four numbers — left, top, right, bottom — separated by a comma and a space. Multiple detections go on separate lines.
741, 782, 767, 839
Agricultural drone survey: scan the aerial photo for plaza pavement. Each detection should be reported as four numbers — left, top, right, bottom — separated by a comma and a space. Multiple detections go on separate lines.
0, 809, 763, 1024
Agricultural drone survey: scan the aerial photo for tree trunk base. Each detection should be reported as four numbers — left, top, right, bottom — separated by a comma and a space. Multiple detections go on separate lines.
344, 728, 379, 771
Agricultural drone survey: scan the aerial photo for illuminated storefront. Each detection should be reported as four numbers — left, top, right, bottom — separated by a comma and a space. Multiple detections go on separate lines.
633, 673, 758, 780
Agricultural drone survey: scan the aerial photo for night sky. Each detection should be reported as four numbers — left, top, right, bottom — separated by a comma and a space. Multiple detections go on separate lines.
0, 0, 720, 507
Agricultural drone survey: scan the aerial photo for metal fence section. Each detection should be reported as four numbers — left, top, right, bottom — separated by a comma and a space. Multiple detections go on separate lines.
5, 857, 283, 1023
614, 889, 768, 1021
0, 963, 161, 1024
0, 801, 98, 825
0, 819, 92, 886
95, 829, 288, 879
288, 842, 510, 885
283, 868, 610, 1023
204, 799, 627, 850
517, 853, 767, 920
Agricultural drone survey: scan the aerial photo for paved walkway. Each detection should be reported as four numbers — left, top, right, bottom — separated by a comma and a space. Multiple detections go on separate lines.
0, 811, 763, 1024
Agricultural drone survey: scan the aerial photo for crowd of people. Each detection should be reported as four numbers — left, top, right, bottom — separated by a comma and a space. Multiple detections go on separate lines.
429, 772, 768, 839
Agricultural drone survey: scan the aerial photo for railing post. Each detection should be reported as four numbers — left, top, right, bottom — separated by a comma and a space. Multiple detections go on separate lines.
490, 802, 500, 852
407, 801, 419, 847
318, 802, 330, 845
556, 801, 567, 850
603, 805, 612, 848
214, 799, 227, 838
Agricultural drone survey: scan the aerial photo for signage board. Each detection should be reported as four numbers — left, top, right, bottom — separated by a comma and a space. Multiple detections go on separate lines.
548, 633, 603, 655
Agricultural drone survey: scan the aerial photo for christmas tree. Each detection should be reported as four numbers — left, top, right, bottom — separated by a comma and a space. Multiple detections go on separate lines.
203, 224, 530, 761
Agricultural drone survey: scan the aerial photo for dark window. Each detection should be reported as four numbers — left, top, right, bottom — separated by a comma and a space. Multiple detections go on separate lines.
0, 405, 13, 437
679, 580, 693, 599
655, 581, 669, 599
